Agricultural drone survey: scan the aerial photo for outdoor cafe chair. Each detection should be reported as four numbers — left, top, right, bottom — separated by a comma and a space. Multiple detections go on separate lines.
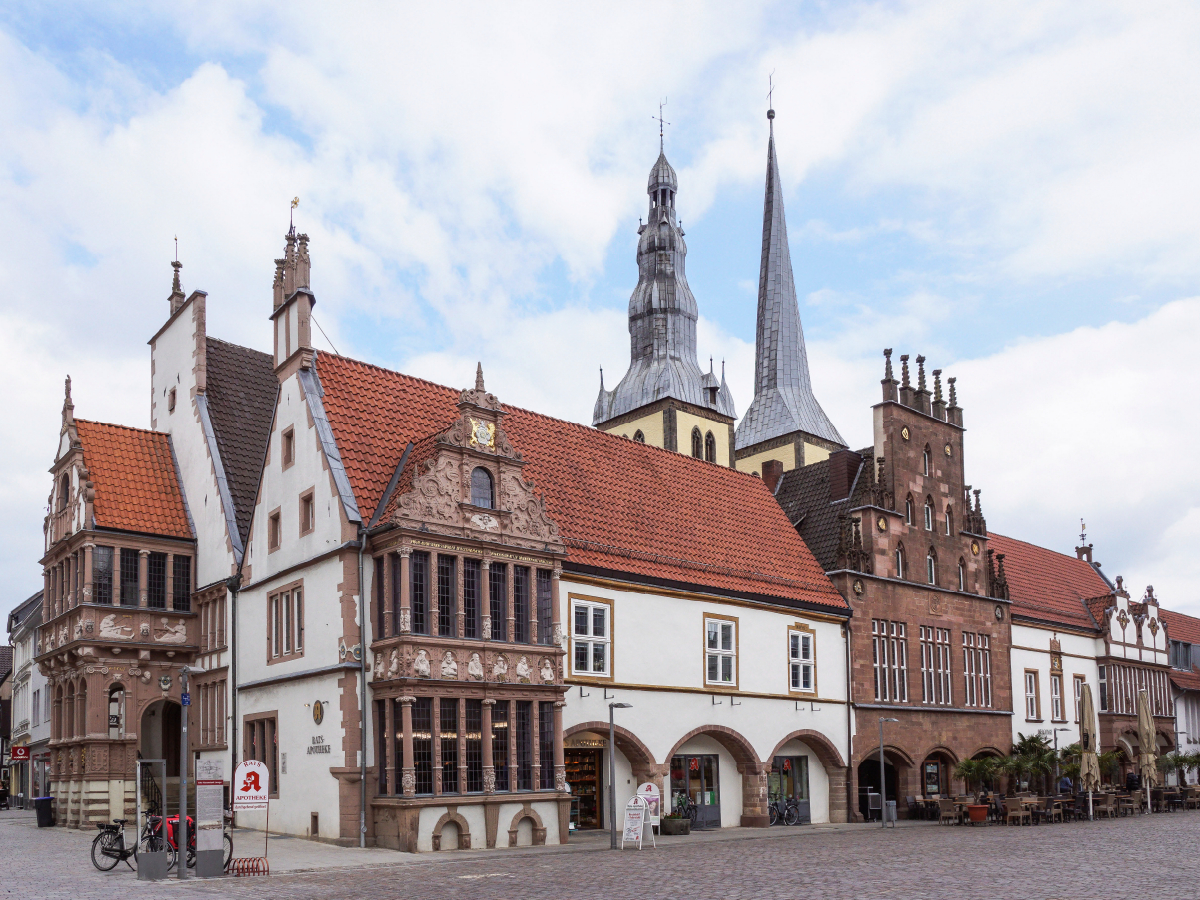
939, 798, 960, 825
1003, 801, 1031, 826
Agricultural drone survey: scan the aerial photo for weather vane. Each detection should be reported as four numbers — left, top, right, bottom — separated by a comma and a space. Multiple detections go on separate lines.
290, 196, 300, 230
653, 98, 670, 150
767, 70, 775, 109
174, 235, 178, 263
1080, 518, 1087, 545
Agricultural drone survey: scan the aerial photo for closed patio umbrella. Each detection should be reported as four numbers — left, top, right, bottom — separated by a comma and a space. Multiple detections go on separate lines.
1137, 690, 1159, 811
1079, 683, 1100, 820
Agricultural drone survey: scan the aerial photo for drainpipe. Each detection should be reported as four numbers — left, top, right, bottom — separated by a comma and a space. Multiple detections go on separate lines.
225, 572, 242, 825
357, 529, 367, 849
844, 618, 855, 822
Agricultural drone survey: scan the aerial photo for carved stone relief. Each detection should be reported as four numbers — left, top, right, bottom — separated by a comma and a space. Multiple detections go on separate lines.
440, 651, 458, 679
413, 649, 431, 678
396, 456, 462, 524
467, 653, 484, 681
500, 472, 559, 542
99, 615, 130, 642
153, 618, 187, 644
539, 658, 554, 684
492, 654, 509, 682
387, 648, 401, 679
515, 656, 531, 684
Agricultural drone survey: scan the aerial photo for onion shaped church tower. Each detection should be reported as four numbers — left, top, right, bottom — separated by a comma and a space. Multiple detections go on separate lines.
594, 145, 738, 465
734, 108, 845, 475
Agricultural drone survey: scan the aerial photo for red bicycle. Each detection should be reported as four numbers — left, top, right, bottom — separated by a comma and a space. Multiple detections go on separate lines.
144, 811, 233, 870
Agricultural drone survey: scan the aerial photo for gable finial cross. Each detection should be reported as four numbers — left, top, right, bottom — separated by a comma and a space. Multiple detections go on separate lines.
767, 70, 775, 110
654, 98, 670, 151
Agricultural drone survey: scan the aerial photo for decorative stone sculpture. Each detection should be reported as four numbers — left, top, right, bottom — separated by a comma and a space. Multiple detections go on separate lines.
440, 650, 458, 679
413, 648, 431, 678
153, 618, 187, 644
515, 655, 531, 683
98, 614, 132, 640
387, 648, 401, 678
539, 658, 554, 684
467, 652, 484, 681
492, 654, 509, 682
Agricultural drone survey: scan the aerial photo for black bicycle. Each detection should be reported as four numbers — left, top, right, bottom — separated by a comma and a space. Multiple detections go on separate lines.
91, 818, 137, 871
768, 796, 801, 826
674, 793, 699, 826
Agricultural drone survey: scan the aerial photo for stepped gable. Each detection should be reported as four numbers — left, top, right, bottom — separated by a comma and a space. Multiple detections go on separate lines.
1161, 609, 1200, 691
204, 337, 277, 547
75, 419, 192, 539
987, 533, 1111, 629
315, 352, 845, 611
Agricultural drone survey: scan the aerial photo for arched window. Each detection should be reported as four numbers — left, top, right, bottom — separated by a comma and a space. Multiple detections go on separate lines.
470, 467, 494, 509
704, 431, 716, 463
926, 549, 938, 585
64, 682, 75, 739
895, 544, 906, 580
945, 506, 953, 536
924, 497, 934, 531
923, 446, 931, 476
108, 685, 123, 739
57, 474, 69, 511
691, 427, 703, 459
958, 558, 967, 592
905, 496, 914, 526
633, 430, 645, 443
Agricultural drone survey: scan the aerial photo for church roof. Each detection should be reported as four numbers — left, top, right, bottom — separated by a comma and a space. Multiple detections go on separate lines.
204, 338, 277, 549
315, 352, 846, 612
736, 116, 844, 450
987, 533, 1111, 630
75, 420, 193, 540
774, 450, 869, 572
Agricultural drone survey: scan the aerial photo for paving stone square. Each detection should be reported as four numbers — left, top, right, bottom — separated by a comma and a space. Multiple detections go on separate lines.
4, 808, 1195, 900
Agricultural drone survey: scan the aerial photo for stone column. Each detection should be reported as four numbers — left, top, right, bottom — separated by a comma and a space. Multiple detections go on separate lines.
531, 701, 541, 791
385, 698, 396, 795
458, 697, 468, 795
82, 544, 93, 605
398, 548, 411, 634
138, 550, 149, 608
429, 555, 440, 638
64, 558, 73, 609
529, 572, 539, 646
166, 551, 174, 611
738, 762, 770, 827
456, 554, 465, 639
42, 569, 50, 622
506, 567, 516, 643
481, 699, 495, 793
553, 700, 566, 792
382, 552, 393, 638
481, 561, 492, 640
399, 697, 415, 797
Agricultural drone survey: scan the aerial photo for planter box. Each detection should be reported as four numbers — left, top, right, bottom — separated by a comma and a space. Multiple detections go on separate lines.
660, 818, 690, 836
967, 805, 989, 824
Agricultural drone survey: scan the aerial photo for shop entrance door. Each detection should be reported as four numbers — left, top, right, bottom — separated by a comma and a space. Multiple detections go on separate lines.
770, 756, 811, 824
565, 748, 602, 829
671, 754, 721, 828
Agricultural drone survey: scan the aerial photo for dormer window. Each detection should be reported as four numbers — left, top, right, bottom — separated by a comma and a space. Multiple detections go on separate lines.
471, 467, 494, 509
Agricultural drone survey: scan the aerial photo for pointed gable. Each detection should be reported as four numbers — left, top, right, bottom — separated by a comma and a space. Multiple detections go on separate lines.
315, 353, 846, 611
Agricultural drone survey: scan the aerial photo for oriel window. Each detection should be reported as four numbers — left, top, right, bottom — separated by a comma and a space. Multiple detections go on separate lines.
437, 555, 457, 638
411, 551, 430, 635
489, 564, 507, 641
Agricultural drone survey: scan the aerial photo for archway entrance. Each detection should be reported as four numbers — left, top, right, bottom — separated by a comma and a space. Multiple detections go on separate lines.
858, 756, 897, 821
920, 750, 957, 798
140, 699, 181, 777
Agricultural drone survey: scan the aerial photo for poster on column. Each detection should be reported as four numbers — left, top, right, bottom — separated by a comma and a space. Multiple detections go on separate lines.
637, 782, 661, 828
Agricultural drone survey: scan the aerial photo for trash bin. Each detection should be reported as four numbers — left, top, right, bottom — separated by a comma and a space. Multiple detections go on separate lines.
884, 800, 897, 824
34, 797, 55, 828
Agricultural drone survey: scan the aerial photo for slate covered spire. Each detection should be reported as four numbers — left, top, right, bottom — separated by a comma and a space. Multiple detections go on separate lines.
735, 109, 844, 450
593, 147, 736, 424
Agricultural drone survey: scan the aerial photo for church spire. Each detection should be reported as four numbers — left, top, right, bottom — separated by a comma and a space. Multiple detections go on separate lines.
593, 141, 736, 432
735, 107, 844, 454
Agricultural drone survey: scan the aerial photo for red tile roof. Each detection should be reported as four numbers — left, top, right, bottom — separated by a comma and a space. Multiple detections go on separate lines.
315, 354, 846, 611
988, 533, 1111, 630
76, 420, 192, 540
1161, 609, 1200, 692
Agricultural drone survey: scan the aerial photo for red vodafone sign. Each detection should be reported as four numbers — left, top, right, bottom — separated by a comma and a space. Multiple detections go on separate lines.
233, 760, 269, 811
10, 746, 30, 761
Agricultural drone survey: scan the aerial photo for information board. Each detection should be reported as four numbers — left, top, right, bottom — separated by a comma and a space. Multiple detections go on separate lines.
636, 782, 661, 828
233, 759, 269, 811
195, 759, 225, 852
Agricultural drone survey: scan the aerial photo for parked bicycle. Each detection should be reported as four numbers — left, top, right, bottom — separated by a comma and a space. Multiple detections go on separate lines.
91, 818, 138, 871
145, 809, 234, 870
768, 796, 801, 826
674, 792, 698, 826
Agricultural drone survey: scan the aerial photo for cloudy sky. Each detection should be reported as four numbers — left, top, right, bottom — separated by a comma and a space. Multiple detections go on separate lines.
2, 1, 1197, 622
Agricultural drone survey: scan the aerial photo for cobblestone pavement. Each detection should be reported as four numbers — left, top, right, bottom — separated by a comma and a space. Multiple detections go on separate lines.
4, 808, 1196, 900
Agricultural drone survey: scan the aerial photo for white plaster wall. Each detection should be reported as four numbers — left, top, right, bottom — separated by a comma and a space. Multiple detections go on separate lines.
1010, 623, 1100, 748
235, 672, 345, 838
560, 577, 850, 826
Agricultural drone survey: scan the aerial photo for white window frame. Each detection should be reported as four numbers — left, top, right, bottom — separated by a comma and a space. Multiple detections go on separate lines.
926, 552, 936, 585
963, 632, 977, 707
1050, 673, 1063, 722
1025, 670, 1040, 720
789, 628, 815, 693
924, 501, 933, 531
570, 597, 611, 678
705, 616, 737, 687
1073, 675, 1084, 723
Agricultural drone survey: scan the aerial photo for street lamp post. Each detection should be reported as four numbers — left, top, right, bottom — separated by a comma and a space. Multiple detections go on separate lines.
178, 665, 206, 881
608, 703, 632, 850
879, 718, 898, 829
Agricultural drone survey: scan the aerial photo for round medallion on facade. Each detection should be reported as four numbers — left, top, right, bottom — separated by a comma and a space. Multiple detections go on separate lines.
853, 579, 864, 596
876, 516, 887, 532
313, 700, 324, 725
944, 443, 952, 457
971, 541, 980, 556
901, 426, 911, 441
158, 674, 172, 691
994, 605, 1004, 621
